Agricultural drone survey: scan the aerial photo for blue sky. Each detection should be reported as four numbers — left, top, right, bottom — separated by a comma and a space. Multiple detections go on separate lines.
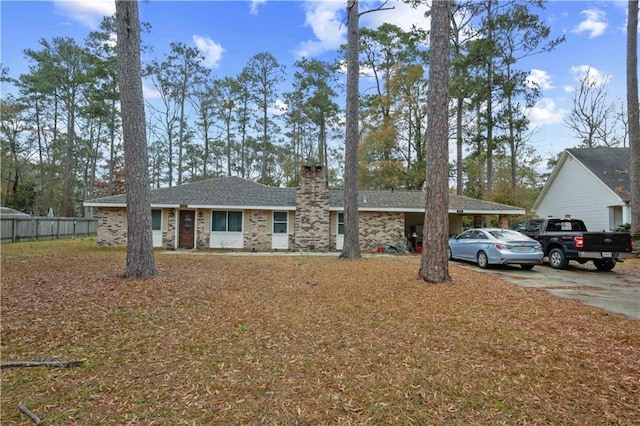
0, 0, 633, 170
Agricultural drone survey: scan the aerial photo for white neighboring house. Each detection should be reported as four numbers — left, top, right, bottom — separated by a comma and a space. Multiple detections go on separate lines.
532, 147, 631, 232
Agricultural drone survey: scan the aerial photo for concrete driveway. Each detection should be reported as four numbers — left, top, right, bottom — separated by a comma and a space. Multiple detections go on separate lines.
456, 261, 640, 320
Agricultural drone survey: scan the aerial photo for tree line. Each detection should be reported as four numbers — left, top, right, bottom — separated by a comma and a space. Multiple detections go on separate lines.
0, 0, 630, 218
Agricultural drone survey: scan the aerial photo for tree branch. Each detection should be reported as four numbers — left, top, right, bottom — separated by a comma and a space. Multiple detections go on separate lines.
359, 0, 394, 17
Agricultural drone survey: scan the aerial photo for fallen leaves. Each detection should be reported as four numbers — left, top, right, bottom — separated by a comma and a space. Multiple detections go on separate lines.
1, 239, 639, 424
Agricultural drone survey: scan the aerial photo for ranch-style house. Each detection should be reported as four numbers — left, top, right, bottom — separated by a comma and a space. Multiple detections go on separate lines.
84, 165, 525, 252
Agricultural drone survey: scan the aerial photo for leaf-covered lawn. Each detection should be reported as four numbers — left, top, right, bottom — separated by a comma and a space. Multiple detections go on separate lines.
2, 239, 639, 425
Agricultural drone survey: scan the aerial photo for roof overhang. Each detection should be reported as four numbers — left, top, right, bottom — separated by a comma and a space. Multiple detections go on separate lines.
188, 205, 295, 211
329, 207, 525, 214
86, 204, 523, 215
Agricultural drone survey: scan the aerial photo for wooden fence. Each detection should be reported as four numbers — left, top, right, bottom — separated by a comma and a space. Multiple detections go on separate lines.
0, 217, 97, 244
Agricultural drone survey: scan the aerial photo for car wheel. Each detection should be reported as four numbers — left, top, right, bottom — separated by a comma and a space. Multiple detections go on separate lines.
477, 251, 490, 269
548, 248, 568, 269
520, 264, 535, 270
594, 260, 616, 272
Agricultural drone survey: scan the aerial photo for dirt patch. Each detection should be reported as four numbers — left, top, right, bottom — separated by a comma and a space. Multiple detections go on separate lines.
2, 239, 639, 424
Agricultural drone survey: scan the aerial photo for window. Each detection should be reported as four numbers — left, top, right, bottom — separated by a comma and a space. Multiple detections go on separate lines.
529, 221, 542, 232
457, 230, 472, 239
337, 213, 344, 235
152, 210, 162, 231
273, 212, 287, 234
211, 211, 243, 232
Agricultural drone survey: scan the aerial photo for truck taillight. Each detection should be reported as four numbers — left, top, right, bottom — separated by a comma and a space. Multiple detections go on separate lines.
574, 236, 584, 248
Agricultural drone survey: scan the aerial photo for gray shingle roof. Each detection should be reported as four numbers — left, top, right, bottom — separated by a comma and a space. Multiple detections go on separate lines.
86, 177, 296, 208
330, 189, 523, 213
85, 176, 524, 214
568, 147, 630, 201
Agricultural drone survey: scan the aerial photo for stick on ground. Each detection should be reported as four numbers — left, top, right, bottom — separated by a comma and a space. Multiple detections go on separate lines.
1, 360, 84, 368
19, 403, 42, 425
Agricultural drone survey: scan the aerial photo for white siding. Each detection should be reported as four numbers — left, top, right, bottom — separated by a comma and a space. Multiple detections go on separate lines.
271, 234, 288, 249
535, 156, 624, 231
152, 230, 163, 247
209, 232, 244, 249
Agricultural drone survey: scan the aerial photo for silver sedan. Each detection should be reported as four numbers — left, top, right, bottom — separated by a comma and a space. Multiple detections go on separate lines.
448, 228, 544, 270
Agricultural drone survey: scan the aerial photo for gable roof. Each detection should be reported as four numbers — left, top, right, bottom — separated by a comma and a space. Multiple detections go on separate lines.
568, 148, 630, 200
533, 147, 630, 212
84, 176, 524, 214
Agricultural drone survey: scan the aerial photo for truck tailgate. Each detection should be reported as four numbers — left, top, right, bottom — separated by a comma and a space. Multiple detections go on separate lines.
582, 233, 632, 253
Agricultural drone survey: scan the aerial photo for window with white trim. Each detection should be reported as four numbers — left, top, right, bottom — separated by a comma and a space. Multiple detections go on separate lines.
211, 211, 243, 232
273, 212, 287, 234
338, 213, 344, 235
151, 210, 162, 231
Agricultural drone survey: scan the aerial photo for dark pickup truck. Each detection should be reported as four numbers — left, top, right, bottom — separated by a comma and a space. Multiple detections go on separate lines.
514, 218, 633, 271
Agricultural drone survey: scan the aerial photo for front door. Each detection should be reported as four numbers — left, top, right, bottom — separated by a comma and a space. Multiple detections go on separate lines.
178, 210, 195, 248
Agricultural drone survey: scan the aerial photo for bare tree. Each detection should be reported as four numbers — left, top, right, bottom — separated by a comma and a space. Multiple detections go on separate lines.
115, 0, 157, 278
419, 0, 451, 283
628, 0, 639, 242
565, 68, 624, 147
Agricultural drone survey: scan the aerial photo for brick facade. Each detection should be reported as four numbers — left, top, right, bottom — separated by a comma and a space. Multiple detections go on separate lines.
246, 210, 270, 251
96, 207, 128, 247
94, 166, 405, 252
358, 211, 406, 251
294, 165, 330, 251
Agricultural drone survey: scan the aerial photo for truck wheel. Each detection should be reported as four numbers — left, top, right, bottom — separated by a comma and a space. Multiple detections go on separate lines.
594, 260, 616, 272
548, 248, 568, 269
477, 251, 490, 269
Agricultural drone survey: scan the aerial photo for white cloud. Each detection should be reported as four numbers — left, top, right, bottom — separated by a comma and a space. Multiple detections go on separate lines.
192, 35, 224, 68
295, 0, 430, 59
142, 81, 161, 100
250, 0, 267, 16
269, 99, 288, 116
526, 98, 566, 128
572, 9, 607, 38
295, 1, 346, 58
570, 65, 611, 86
360, 0, 430, 33
53, 0, 114, 29
526, 69, 554, 91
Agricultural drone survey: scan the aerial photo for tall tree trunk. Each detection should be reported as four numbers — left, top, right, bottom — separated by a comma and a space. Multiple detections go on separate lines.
262, 93, 268, 184
419, 0, 451, 283
115, 0, 157, 278
628, 0, 640, 242
108, 98, 117, 195
485, 0, 494, 202
60, 109, 76, 217
339, 0, 361, 259
456, 96, 464, 195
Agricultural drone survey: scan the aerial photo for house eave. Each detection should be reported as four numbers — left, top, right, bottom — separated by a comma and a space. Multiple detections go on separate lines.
188, 204, 295, 211
329, 207, 525, 214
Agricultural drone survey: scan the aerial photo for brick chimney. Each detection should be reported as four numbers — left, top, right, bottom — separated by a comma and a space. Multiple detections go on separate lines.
294, 165, 330, 251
